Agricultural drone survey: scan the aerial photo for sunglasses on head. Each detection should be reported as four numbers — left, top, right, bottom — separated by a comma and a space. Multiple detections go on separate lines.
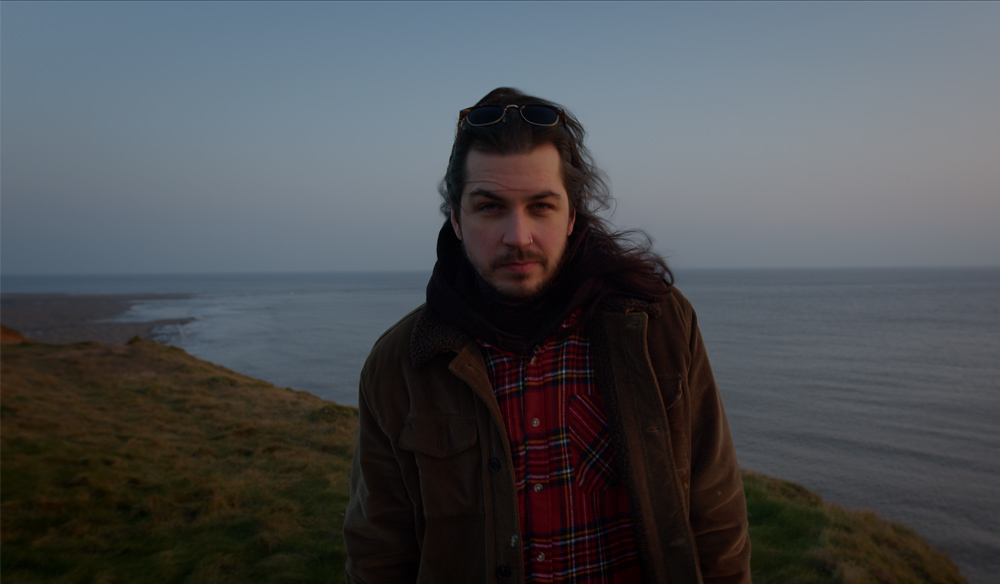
459, 103, 564, 128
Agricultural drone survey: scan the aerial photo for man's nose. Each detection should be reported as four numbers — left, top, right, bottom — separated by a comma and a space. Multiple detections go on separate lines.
501, 211, 532, 248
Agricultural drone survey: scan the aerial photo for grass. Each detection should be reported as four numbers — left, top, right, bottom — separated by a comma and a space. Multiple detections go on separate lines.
743, 470, 966, 583
1, 337, 967, 583
2, 338, 357, 584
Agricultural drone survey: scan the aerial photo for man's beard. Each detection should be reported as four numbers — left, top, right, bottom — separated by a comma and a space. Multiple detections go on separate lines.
467, 246, 567, 306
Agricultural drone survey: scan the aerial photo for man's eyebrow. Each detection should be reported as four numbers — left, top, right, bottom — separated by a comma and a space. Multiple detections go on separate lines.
466, 189, 503, 201
466, 189, 563, 201
526, 191, 563, 201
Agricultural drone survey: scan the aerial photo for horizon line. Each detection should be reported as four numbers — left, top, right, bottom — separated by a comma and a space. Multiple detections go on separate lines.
3, 264, 1000, 280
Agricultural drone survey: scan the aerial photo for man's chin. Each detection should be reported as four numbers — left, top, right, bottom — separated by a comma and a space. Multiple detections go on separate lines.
485, 275, 549, 303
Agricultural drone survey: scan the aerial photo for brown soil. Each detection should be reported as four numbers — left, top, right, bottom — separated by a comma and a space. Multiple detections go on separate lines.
1, 325, 32, 344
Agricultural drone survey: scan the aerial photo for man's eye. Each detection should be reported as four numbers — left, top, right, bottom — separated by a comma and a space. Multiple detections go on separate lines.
476, 203, 500, 212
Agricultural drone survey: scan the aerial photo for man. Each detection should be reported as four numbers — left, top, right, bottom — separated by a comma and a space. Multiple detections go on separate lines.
344, 88, 750, 584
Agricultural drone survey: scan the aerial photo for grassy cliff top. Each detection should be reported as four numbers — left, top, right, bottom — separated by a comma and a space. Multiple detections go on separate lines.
1, 337, 966, 583
2, 337, 357, 583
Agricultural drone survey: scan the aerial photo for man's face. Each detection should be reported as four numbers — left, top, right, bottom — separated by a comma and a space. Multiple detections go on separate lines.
451, 142, 576, 299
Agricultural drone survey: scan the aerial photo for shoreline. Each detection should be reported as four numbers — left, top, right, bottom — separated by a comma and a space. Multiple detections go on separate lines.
0, 293, 194, 346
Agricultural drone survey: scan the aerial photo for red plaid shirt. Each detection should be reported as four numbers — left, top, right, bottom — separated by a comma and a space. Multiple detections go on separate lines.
480, 312, 642, 583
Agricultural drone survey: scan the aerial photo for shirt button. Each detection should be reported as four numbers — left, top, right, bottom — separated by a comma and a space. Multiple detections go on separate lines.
530, 356, 537, 365
531, 418, 540, 428
536, 552, 545, 562
533, 483, 543, 493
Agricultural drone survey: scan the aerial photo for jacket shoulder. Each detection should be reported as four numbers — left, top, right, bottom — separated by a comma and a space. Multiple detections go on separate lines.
656, 286, 697, 331
661, 285, 694, 314
371, 304, 425, 351
363, 304, 471, 377
363, 305, 425, 378
641, 287, 701, 383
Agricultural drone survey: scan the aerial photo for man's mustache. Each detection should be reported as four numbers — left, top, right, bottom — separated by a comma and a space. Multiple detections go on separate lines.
491, 249, 547, 270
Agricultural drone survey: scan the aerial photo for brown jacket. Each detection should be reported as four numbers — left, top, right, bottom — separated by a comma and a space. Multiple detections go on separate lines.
344, 288, 750, 583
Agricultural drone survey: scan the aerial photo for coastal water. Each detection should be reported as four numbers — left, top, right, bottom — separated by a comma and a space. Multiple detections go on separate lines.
3, 268, 998, 583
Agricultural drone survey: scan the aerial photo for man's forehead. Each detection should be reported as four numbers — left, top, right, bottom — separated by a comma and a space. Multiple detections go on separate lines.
462, 144, 566, 197
465, 143, 560, 165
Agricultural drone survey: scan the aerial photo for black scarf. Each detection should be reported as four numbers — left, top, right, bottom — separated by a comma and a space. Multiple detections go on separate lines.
426, 218, 618, 354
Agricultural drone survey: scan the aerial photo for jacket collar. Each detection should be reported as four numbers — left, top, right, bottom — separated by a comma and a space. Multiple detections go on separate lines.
410, 306, 472, 368
409, 294, 664, 368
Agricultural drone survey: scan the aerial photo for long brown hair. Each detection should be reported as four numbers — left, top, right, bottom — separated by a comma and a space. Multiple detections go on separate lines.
440, 87, 673, 299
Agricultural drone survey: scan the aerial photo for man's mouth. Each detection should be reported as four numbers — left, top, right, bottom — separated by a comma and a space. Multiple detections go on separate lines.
500, 261, 537, 274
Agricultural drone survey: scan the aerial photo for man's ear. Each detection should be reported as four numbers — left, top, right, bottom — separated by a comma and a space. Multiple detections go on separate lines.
450, 206, 463, 241
567, 209, 576, 236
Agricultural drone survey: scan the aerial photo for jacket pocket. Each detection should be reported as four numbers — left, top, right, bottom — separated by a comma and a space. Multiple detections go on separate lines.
399, 414, 478, 457
398, 414, 481, 517
568, 394, 618, 491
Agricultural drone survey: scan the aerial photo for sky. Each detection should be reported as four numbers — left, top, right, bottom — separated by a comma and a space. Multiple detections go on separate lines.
2, 2, 998, 275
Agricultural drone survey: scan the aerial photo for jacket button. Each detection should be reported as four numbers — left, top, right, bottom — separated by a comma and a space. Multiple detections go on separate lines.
496, 565, 511, 579
488, 457, 501, 472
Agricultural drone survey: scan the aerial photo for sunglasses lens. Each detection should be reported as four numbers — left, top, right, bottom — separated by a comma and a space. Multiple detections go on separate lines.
521, 105, 560, 126
464, 106, 506, 126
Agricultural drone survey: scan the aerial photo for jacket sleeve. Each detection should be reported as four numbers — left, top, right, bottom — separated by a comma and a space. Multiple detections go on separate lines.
343, 367, 420, 583
680, 298, 751, 584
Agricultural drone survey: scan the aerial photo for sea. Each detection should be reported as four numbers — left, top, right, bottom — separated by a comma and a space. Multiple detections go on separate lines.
3, 268, 998, 583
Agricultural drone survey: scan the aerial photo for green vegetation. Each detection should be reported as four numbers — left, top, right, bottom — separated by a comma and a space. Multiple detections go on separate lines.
2, 337, 967, 583
2, 338, 357, 583
744, 470, 966, 583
